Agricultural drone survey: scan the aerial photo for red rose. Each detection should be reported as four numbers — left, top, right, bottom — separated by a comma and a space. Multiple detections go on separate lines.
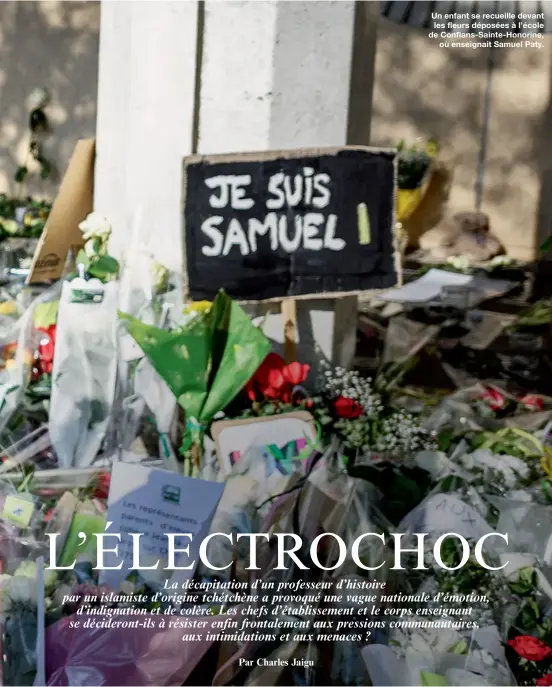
282, 361, 310, 386
93, 472, 111, 499
334, 395, 363, 419
481, 386, 505, 411
508, 636, 552, 661
537, 675, 552, 686
520, 394, 544, 411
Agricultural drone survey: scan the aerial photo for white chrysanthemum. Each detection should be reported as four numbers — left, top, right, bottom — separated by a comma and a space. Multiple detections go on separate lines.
459, 449, 529, 488
79, 212, 112, 242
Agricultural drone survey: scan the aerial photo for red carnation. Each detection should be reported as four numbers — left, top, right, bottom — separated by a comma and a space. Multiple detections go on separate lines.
481, 386, 505, 411
537, 675, 552, 686
507, 636, 552, 661
520, 394, 544, 412
334, 395, 363, 419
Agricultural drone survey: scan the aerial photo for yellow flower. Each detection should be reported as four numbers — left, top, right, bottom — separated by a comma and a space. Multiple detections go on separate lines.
542, 447, 552, 478
183, 301, 211, 315
0, 302, 17, 316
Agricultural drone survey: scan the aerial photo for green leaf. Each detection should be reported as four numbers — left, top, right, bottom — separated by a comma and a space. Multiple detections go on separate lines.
88, 254, 119, 278
450, 639, 468, 654
76, 249, 90, 270
33, 300, 59, 328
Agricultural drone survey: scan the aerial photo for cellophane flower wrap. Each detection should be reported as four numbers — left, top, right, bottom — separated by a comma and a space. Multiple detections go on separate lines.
119, 290, 270, 473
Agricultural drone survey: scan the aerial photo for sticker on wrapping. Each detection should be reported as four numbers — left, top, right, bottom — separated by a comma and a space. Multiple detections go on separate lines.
3, 494, 35, 527
70, 288, 104, 304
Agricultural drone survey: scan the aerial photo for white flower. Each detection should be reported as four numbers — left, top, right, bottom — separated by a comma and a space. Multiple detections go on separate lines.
12, 560, 57, 590
458, 449, 529, 488
13, 560, 37, 578
446, 255, 471, 271
26, 87, 50, 111
84, 240, 97, 259
0, 575, 38, 613
489, 255, 513, 267
79, 212, 112, 242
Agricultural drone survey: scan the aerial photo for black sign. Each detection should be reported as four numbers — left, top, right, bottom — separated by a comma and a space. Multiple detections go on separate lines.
183, 147, 398, 302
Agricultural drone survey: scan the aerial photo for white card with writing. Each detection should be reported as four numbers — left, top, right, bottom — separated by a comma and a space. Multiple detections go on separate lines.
100, 462, 225, 592
399, 493, 494, 541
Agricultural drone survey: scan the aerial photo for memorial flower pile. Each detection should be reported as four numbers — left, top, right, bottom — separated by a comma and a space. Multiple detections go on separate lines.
2, 208, 552, 686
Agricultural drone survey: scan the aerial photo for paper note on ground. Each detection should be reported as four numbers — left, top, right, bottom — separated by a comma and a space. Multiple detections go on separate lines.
100, 463, 225, 592
399, 493, 494, 541
380, 268, 513, 305
380, 269, 472, 303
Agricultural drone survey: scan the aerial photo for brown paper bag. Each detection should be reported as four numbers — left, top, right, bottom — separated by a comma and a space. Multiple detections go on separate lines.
27, 139, 95, 283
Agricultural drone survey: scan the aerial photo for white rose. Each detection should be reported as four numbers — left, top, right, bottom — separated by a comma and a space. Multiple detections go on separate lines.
79, 212, 112, 242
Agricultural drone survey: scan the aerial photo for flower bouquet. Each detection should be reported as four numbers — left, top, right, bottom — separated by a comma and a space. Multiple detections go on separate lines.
396, 139, 438, 223
47, 213, 120, 469
120, 289, 271, 474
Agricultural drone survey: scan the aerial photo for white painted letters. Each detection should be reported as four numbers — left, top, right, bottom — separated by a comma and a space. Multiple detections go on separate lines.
279, 216, 303, 252
205, 175, 254, 209
200, 167, 347, 257
201, 216, 224, 256
302, 213, 324, 251
266, 173, 286, 210
323, 215, 345, 250
248, 214, 279, 252
222, 218, 250, 256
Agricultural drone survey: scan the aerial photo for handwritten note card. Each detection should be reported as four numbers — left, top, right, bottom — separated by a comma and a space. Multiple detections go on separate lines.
399, 493, 494, 541
100, 463, 225, 592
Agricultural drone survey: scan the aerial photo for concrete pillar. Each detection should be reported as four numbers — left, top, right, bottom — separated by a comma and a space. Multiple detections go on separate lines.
95, 0, 199, 269
95, 0, 379, 372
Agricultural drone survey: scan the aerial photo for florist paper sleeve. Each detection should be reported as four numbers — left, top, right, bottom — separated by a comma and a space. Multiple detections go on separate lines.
27, 139, 95, 284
